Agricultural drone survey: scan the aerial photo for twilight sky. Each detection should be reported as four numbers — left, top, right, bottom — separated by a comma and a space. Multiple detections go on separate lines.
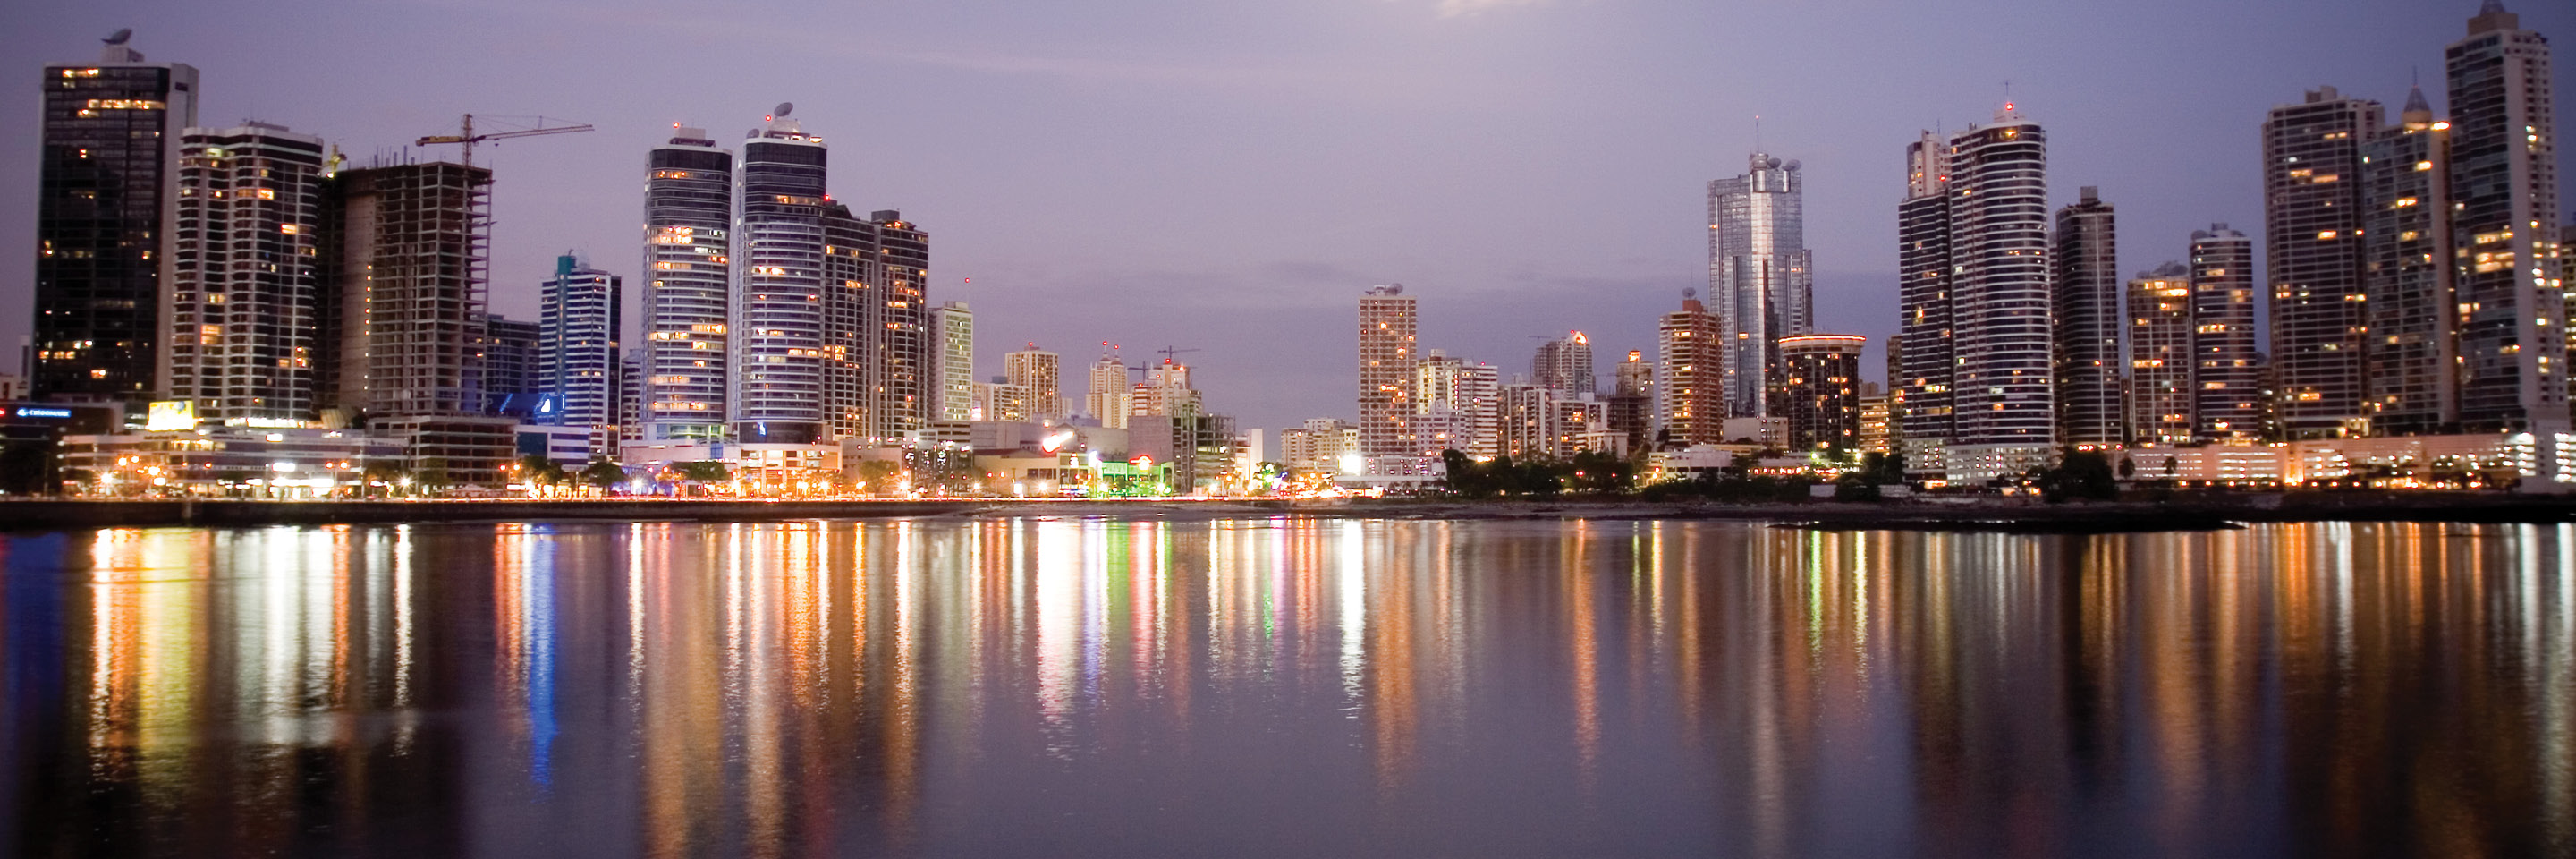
7, 0, 2572, 434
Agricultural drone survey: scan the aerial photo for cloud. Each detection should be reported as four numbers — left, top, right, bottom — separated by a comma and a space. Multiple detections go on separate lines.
1434, 0, 1548, 18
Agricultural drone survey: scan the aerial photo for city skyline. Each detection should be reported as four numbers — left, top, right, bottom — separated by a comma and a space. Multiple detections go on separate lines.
4, 0, 2572, 431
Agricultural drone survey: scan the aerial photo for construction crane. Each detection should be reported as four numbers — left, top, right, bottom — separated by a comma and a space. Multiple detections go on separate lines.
414, 114, 593, 167
1156, 346, 1201, 364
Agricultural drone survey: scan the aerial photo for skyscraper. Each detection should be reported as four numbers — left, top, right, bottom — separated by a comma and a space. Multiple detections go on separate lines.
1530, 331, 1594, 395
34, 34, 199, 404
1657, 292, 1724, 447
818, 206, 928, 444
323, 162, 494, 417
1357, 285, 1416, 457
1004, 345, 1063, 422
1895, 132, 1954, 478
929, 302, 974, 423
732, 111, 827, 445
2360, 86, 2456, 436
2264, 87, 2384, 439
640, 125, 733, 443
1901, 107, 2057, 480
1709, 151, 1813, 417
2190, 224, 2261, 441
2128, 262, 2197, 445
2052, 187, 2123, 447
480, 313, 540, 417
164, 123, 323, 427
1777, 335, 1865, 453
538, 254, 623, 434
2445, 0, 2565, 437
1086, 345, 1130, 429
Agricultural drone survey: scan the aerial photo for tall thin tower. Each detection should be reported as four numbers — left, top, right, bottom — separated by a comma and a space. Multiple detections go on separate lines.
1357, 285, 1417, 457
2052, 187, 2123, 447
2445, 0, 2565, 439
1895, 132, 1954, 478
2360, 86, 2456, 435
640, 125, 733, 443
2190, 224, 2261, 441
732, 106, 827, 445
1709, 151, 1813, 418
2263, 87, 2383, 439
1942, 106, 2056, 477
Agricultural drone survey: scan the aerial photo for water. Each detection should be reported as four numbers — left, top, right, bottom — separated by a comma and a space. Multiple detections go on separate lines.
3, 518, 2572, 857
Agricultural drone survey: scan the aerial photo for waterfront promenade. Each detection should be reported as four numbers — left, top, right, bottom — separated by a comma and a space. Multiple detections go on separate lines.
4, 492, 2573, 530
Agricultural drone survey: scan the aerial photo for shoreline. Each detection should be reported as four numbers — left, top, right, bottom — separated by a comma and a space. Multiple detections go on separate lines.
0, 492, 2570, 532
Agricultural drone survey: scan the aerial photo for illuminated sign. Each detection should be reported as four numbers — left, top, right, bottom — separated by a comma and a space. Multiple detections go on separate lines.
145, 400, 196, 431
13, 407, 73, 420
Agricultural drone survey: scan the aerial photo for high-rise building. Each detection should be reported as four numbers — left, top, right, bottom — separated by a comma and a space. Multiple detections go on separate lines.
1415, 350, 1481, 456
2052, 187, 2123, 447
1357, 285, 1417, 457
1900, 107, 2057, 481
2264, 87, 2385, 440
1895, 131, 1954, 478
1004, 345, 1063, 422
479, 314, 540, 418
1530, 331, 1594, 395
973, 378, 1029, 422
2128, 262, 2198, 445
1085, 345, 1129, 429
1610, 350, 1655, 454
2360, 86, 2458, 436
2190, 224, 2261, 441
1777, 335, 1865, 453
1460, 362, 1501, 459
2445, 1, 2565, 438
818, 207, 928, 444
322, 162, 493, 417
1709, 151, 1813, 417
640, 125, 733, 442
1657, 293, 1724, 447
538, 254, 623, 433
929, 302, 974, 423
1858, 388, 1892, 455
164, 123, 322, 427
34, 35, 199, 404
732, 112, 828, 445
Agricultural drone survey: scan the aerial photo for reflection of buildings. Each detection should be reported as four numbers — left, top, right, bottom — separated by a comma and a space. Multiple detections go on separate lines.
15, 518, 2575, 855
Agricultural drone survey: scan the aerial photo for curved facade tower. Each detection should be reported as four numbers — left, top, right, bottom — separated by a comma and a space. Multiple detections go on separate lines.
640, 126, 733, 442
2051, 187, 2122, 447
1918, 105, 2055, 480
732, 115, 828, 445
1708, 152, 1813, 418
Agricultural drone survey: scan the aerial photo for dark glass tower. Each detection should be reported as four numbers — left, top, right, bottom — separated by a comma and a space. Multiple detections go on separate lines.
2263, 87, 2384, 439
2360, 87, 2457, 436
32, 36, 197, 404
2052, 187, 2123, 447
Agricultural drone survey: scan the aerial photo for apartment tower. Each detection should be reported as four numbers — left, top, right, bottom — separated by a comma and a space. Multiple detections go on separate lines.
1657, 292, 1725, 447
1357, 285, 1417, 457
2263, 87, 2385, 439
640, 125, 733, 442
2190, 224, 2262, 441
164, 123, 323, 426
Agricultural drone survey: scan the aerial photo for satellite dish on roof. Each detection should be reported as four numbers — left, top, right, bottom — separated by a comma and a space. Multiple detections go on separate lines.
774, 102, 794, 119
104, 29, 133, 46
1783, 159, 1801, 171
1388, 284, 1403, 295
1683, 286, 1697, 299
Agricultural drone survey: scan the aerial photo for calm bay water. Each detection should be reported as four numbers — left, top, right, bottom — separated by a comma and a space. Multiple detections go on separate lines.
2, 518, 2571, 857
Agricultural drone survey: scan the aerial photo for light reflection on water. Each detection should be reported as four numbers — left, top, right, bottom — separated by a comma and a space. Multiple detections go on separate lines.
2, 518, 2572, 857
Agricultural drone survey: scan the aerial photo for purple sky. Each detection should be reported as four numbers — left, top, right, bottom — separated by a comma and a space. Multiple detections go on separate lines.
7, 0, 2572, 433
